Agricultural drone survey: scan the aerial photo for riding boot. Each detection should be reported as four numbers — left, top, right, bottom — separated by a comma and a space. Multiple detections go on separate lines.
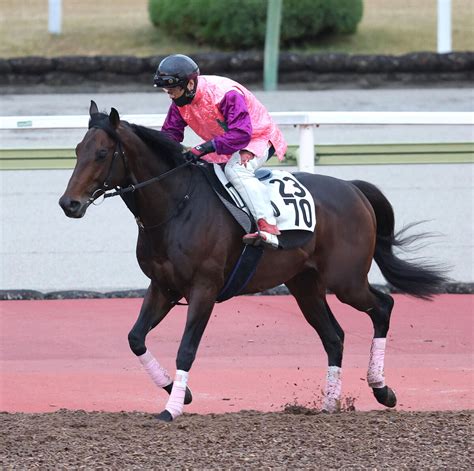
225, 149, 281, 248
243, 218, 280, 249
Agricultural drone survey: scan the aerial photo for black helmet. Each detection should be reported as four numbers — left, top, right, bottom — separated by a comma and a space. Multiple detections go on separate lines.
153, 54, 200, 89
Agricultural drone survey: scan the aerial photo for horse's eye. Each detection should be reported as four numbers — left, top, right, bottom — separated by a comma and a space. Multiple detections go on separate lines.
96, 149, 108, 161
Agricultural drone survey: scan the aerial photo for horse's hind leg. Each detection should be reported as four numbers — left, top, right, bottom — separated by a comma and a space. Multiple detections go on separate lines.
366, 286, 396, 407
128, 282, 192, 406
285, 271, 345, 412
335, 283, 396, 408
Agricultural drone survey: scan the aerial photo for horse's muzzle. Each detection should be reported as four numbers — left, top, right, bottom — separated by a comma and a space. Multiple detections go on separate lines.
58, 194, 87, 218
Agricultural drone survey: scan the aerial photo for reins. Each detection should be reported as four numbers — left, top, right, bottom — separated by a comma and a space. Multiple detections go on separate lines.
102, 160, 192, 200
134, 165, 195, 231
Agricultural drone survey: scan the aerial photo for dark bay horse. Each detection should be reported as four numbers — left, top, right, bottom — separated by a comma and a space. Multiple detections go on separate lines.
59, 102, 448, 421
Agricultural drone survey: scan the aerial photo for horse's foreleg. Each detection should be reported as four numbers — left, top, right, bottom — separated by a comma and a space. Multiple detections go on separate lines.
128, 283, 193, 405
156, 285, 216, 422
286, 273, 345, 412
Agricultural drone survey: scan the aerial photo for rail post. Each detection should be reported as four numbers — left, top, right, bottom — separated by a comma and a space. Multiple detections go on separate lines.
437, 0, 452, 53
298, 125, 315, 173
48, 0, 62, 35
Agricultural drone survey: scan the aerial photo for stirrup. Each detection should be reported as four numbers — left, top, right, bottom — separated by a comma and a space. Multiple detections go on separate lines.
243, 231, 279, 249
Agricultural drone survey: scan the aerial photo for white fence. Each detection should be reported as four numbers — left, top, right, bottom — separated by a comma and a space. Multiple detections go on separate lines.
1, 111, 472, 172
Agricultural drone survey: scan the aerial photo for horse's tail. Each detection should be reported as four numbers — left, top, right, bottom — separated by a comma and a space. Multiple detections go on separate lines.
350, 180, 449, 299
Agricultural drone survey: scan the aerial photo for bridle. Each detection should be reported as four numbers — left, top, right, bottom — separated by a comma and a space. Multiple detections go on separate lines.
88, 139, 127, 205
87, 126, 192, 207
84, 122, 195, 232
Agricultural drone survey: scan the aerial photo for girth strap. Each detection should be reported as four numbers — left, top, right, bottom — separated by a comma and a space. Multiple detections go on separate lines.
171, 243, 265, 306
216, 244, 264, 303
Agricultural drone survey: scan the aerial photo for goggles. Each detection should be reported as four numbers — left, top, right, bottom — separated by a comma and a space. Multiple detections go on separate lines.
153, 74, 184, 88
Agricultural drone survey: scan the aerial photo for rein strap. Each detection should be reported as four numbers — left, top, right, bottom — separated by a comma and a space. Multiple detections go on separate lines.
103, 161, 192, 199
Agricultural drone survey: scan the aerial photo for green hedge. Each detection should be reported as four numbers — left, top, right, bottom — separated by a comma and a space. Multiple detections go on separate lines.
148, 0, 363, 50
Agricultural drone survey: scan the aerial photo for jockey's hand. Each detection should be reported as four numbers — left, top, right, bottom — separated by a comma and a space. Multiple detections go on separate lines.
183, 140, 215, 162
239, 150, 255, 167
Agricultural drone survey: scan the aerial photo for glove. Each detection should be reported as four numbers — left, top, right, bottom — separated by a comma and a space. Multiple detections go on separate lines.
239, 150, 255, 167
183, 140, 215, 162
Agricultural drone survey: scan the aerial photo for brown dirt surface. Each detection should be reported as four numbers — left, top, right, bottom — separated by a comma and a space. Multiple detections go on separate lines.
0, 408, 472, 469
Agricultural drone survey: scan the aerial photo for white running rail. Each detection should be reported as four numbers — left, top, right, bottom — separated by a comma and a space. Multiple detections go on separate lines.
1, 111, 472, 173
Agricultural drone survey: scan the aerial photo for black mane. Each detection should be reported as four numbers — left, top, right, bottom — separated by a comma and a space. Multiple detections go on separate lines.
130, 124, 186, 168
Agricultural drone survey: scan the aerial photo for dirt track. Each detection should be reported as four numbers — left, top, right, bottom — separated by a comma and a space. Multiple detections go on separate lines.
1, 409, 471, 469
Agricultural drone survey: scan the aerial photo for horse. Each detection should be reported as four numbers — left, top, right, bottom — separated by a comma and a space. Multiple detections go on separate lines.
59, 101, 448, 421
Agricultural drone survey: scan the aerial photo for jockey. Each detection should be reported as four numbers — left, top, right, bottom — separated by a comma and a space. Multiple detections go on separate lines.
154, 54, 288, 248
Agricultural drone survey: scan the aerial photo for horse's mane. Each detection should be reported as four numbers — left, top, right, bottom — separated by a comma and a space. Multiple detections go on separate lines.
130, 124, 186, 168
88, 111, 186, 168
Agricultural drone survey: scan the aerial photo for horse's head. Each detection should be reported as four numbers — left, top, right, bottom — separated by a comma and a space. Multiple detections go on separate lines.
59, 101, 128, 218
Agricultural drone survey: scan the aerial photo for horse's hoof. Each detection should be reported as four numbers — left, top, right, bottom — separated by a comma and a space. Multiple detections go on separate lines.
156, 410, 173, 422
184, 386, 193, 405
321, 398, 341, 413
373, 386, 397, 407
163, 384, 193, 405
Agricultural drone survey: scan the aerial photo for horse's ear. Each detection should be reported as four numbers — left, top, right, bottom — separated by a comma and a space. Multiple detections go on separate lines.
89, 100, 99, 116
109, 108, 120, 128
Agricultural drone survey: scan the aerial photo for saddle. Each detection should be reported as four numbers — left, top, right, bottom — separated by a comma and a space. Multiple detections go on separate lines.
198, 163, 317, 303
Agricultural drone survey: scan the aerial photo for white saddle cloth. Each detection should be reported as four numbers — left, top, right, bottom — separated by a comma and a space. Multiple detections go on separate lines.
213, 165, 316, 233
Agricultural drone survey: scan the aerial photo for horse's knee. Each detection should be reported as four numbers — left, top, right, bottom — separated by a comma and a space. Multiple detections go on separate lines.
128, 329, 146, 356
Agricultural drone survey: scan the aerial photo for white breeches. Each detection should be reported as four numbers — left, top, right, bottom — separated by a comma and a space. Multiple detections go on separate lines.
224, 148, 276, 225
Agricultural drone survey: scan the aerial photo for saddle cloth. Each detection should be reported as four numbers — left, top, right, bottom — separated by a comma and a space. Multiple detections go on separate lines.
213, 164, 316, 234
198, 164, 317, 302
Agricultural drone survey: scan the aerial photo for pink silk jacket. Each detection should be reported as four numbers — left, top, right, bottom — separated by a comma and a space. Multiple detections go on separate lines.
177, 75, 287, 163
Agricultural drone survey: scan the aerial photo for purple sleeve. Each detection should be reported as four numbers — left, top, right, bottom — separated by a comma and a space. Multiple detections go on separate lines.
213, 90, 252, 155
161, 102, 187, 143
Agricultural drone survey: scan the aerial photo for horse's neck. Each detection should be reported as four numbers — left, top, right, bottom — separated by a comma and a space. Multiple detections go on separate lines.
125, 142, 187, 225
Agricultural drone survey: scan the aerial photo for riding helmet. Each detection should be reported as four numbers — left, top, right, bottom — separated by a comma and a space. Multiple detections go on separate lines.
153, 54, 200, 89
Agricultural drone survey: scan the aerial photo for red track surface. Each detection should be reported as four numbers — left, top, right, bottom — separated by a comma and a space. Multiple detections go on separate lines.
1, 295, 472, 414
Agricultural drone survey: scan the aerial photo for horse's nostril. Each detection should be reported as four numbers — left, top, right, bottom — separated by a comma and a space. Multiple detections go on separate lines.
69, 200, 81, 211
59, 195, 83, 216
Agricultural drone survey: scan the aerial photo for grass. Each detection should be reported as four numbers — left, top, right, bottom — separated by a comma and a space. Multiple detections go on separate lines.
299, 0, 474, 54
0, 0, 472, 58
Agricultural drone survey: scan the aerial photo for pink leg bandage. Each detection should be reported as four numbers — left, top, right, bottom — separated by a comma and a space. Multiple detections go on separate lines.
323, 366, 342, 412
367, 337, 386, 388
138, 350, 172, 388
165, 370, 189, 419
